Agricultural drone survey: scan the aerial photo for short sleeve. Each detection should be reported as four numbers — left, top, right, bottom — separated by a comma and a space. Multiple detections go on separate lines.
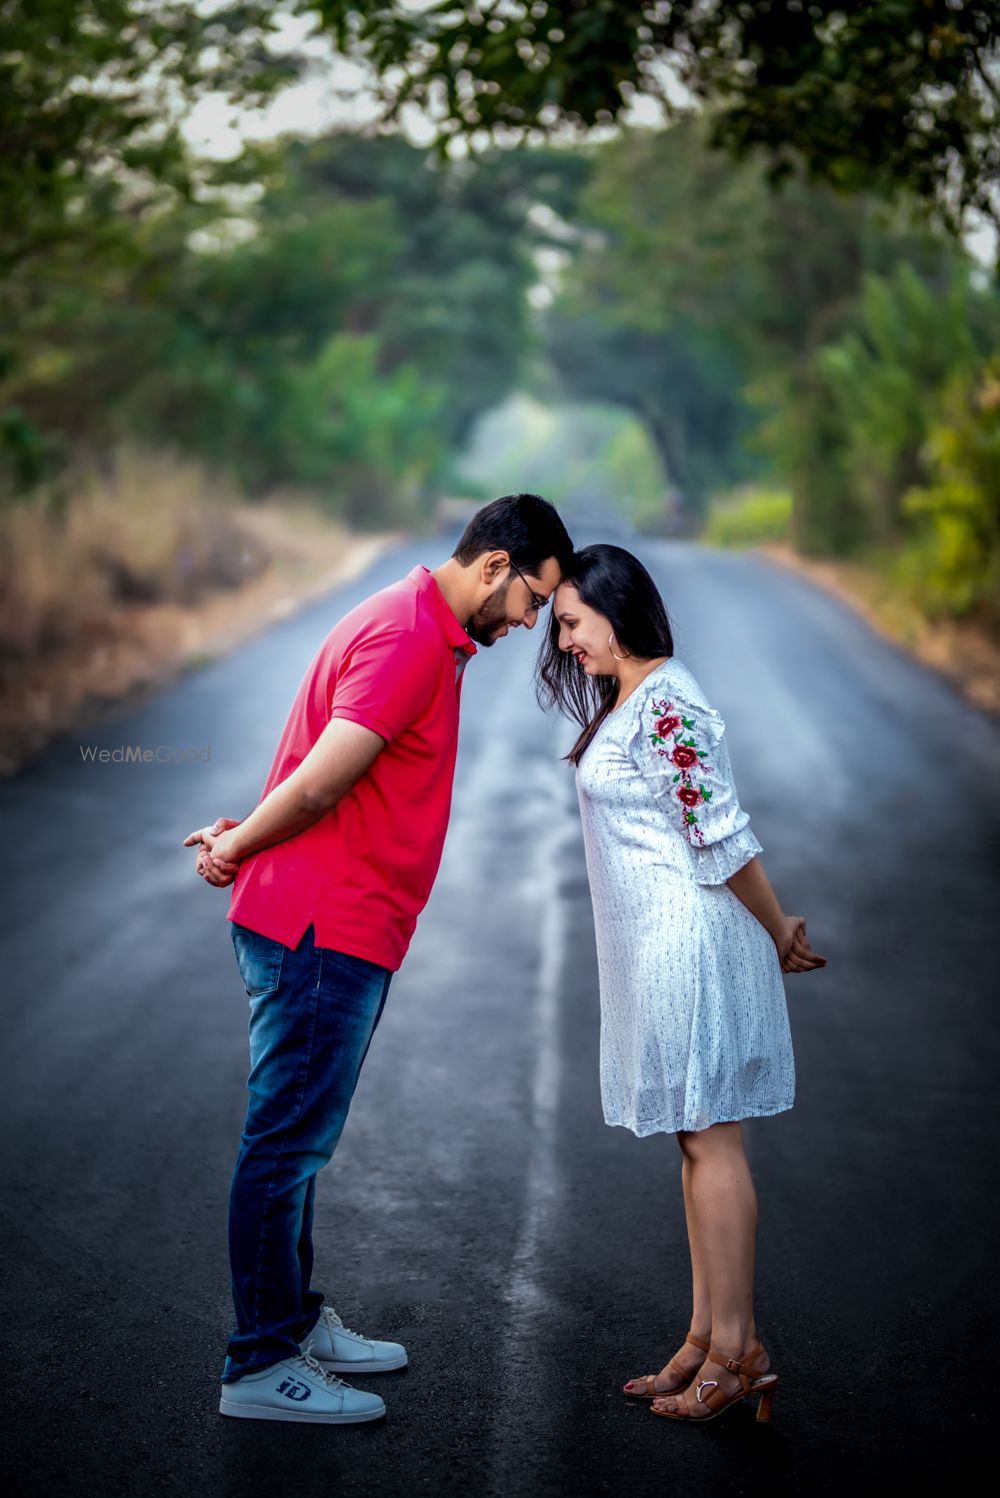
628, 679, 763, 886
328, 626, 441, 744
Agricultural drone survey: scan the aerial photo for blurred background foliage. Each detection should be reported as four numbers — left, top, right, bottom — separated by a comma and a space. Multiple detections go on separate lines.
1, 0, 998, 652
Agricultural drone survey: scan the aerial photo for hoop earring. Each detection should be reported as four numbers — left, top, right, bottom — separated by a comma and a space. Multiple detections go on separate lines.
608, 631, 630, 661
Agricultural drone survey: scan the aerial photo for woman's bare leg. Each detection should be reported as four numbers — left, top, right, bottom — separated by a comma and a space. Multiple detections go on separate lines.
623, 1137, 712, 1394
652, 1121, 770, 1416
681, 1150, 713, 1340
624, 1137, 710, 1394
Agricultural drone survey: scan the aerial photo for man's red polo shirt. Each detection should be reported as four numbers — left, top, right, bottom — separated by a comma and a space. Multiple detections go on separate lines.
227, 564, 476, 970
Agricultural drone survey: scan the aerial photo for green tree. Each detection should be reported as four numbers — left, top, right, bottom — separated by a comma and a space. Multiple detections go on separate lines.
0, 0, 302, 488
540, 111, 1000, 551
1, 128, 549, 517
898, 357, 1000, 621
817, 263, 999, 542
140, 133, 541, 500
543, 118, 970, 522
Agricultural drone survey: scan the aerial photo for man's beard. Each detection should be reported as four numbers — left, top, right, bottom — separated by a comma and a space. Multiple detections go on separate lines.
466, 577, 511, 647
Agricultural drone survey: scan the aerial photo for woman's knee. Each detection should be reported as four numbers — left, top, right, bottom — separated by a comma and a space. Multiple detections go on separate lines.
677, 1120, 744, 1162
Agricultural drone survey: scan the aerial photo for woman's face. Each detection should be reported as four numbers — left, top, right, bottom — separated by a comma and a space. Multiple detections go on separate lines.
554, 582, 618, 675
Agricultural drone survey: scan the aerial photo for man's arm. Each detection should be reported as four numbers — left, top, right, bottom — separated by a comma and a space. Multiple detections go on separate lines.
186, 622, 441, 884
188, 719, 386, 881
223, 717, 386, 861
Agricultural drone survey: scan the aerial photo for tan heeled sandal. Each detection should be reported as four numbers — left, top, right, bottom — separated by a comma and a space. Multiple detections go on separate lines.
649, 1341, 778, 1423
622, 1331, 711, 1399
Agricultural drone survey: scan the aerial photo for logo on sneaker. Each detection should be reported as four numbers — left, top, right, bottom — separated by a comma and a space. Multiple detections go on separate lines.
276, 1377, 312, 1402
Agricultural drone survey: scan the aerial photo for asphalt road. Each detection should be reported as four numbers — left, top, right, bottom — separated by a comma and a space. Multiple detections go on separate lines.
1, 529, 998, 1497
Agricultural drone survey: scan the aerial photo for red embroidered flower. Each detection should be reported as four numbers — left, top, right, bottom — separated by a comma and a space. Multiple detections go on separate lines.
671, 744, 700, 770
646, 690, 714, 844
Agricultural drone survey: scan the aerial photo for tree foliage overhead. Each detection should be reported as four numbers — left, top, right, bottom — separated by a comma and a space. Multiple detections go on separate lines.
315, 1, 1000, 242
0, 0, 301, 277
3, 0, 999, 615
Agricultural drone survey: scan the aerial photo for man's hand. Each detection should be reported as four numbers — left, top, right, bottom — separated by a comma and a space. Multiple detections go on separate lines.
774, 914, 828, 974
183, 818, 241, 888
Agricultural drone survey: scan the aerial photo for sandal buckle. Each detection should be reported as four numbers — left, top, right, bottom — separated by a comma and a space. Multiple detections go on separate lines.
724, 1357, 742, 1374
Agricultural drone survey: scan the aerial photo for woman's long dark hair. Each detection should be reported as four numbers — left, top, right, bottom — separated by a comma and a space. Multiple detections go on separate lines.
535, 544, 675, 765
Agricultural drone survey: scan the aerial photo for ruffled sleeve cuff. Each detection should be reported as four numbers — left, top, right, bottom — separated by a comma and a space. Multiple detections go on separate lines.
686, 820, 763, 886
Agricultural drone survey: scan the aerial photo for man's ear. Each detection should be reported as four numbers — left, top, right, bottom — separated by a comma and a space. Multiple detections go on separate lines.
479, 549, 510, 586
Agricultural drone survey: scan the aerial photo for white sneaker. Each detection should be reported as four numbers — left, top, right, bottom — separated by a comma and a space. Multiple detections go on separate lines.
219, 1344, 386, 1423
298, 1305, 408, 1373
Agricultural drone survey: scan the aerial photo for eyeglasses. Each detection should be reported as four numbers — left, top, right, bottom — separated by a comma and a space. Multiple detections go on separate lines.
506, 559, 549, 616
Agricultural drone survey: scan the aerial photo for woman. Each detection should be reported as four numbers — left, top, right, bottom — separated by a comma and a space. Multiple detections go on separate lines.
535, 544, 827, 1426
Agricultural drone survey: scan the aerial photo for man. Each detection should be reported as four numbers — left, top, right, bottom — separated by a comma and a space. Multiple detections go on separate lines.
183, 493, 573, 1424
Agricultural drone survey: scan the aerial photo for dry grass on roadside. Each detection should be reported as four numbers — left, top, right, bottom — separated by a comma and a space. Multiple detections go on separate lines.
0, 448, 399, 777
0, 448, 269, 659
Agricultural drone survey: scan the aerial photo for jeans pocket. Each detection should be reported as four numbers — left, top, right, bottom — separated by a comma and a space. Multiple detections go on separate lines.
230, 922, 285, 998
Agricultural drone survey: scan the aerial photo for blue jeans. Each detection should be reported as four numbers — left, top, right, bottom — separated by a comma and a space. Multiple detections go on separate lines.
220, 920, 392, 1383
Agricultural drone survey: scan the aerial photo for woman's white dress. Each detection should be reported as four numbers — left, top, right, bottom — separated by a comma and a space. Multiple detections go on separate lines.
575, 656, 795, 1136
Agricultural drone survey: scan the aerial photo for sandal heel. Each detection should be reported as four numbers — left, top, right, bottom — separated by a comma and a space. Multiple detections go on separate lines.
755, 1386, 776, 1423
650, 1342, 777, 1425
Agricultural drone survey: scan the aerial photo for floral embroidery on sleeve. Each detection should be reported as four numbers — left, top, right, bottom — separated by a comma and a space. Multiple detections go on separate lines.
647, 695, 715, 846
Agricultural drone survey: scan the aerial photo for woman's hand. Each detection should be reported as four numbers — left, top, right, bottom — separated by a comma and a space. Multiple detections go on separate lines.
773, 914, 828, 973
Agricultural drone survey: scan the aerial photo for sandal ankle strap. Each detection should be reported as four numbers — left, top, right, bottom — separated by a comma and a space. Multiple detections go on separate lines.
706, 1342, 765, 1380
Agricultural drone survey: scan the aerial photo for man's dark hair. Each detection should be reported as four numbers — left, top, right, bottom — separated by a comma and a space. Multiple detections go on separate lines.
452, 493, 573, 578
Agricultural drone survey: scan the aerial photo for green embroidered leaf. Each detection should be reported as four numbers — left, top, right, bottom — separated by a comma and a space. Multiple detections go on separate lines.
672, 773, 679, 782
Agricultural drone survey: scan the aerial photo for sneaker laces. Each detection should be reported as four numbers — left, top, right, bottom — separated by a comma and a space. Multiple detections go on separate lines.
295, 1339, 349, 1389
321, 1305, 364, 1340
